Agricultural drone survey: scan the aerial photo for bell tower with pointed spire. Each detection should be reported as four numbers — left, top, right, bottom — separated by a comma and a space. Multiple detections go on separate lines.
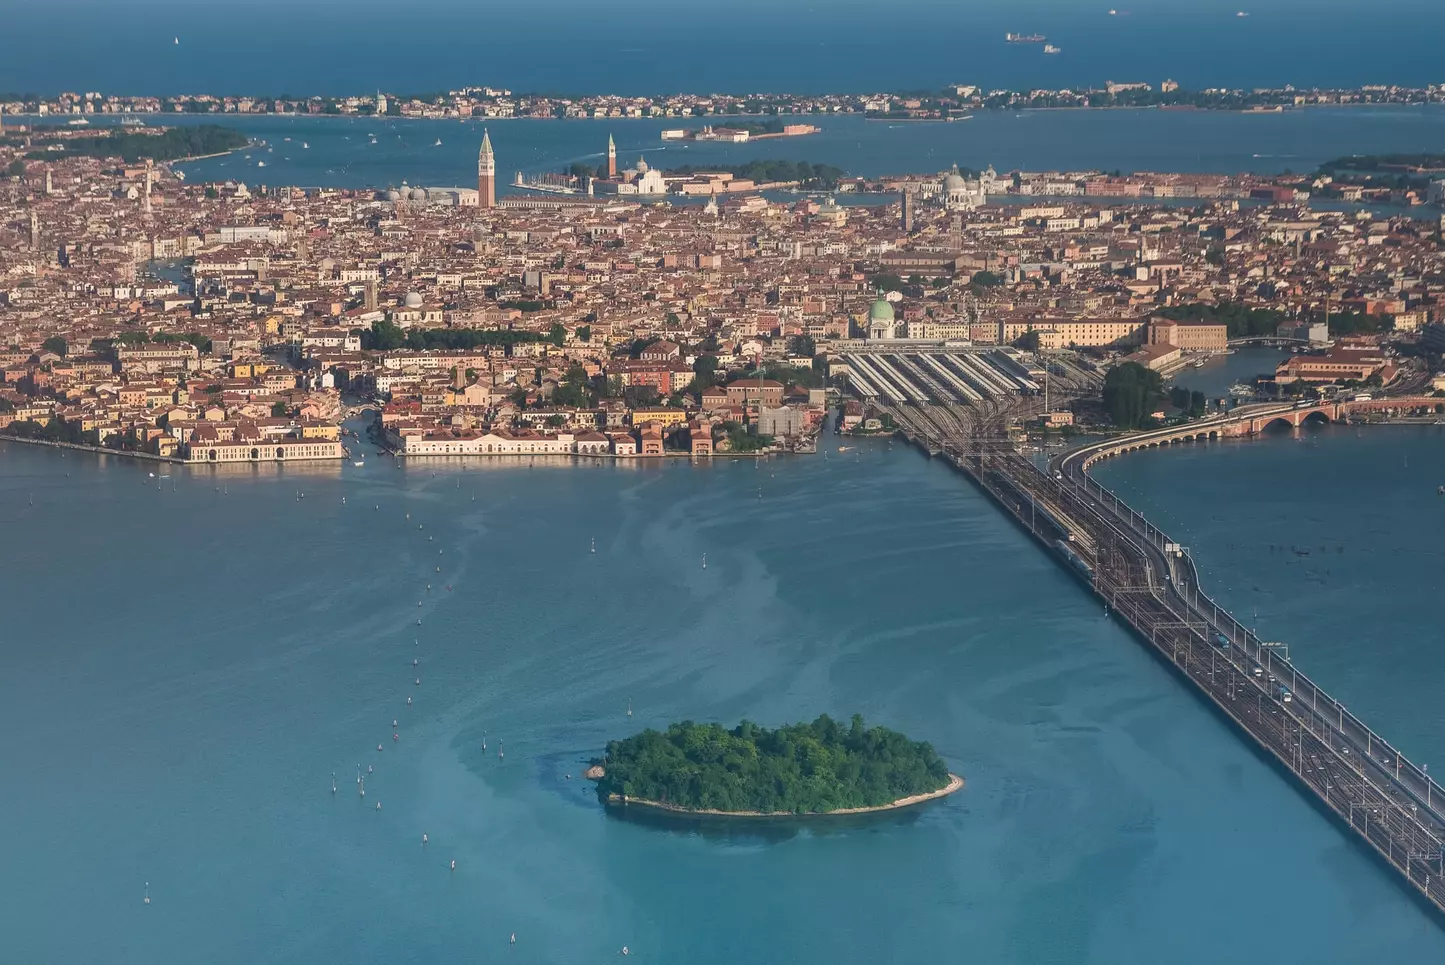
607, 133, 617, 179
477, 128, 496, 208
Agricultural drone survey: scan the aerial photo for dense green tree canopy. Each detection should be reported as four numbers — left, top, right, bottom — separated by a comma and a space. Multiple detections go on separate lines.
1103, 361, 1165, 429
597, 715, 951, 814
30, 125, 247, 163
1156, 301, 1288, 339
787, 334, 817, 358
1168, 386, 1208, 417
551, 362, 593, 407
1156, 300, 1391, 338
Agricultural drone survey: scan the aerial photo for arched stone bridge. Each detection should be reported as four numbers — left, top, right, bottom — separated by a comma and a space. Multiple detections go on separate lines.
1079, 397, 1443, 469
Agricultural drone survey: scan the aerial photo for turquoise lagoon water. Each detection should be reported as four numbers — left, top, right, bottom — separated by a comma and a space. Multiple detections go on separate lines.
1094, 424, 1445, 770
69, 106, 1444, 194
1, 433, 1443, 963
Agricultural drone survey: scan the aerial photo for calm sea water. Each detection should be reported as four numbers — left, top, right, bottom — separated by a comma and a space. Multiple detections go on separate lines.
1170, 346, 1288, 399
2, 432, 1444, 963
1094, 424, 1445, 769
146, 106, 1445, 193
3, 1, 1445, 96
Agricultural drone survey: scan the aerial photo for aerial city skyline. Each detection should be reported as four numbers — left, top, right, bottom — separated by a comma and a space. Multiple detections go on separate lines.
4, 9, 1445, 963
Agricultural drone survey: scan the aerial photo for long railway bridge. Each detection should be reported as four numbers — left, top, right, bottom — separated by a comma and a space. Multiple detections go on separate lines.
885, 403, 1445, 916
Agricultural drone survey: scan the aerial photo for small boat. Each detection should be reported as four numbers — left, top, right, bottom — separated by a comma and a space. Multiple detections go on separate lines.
434, 138, 443, 146
353, 460, 364, 467
302, 142, 309, 149
837, 445, 853, 452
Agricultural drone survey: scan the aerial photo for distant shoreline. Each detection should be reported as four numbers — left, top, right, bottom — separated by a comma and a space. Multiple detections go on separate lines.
604, 772, 965, 818
8, 99, 1441, 129
0, 435, 178, 462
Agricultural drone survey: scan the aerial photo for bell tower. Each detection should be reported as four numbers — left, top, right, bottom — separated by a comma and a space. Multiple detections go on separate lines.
477, 128, 496, 208
607, 133, 617, 179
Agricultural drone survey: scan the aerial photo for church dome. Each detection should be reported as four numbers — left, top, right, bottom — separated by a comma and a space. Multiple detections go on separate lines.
383, 189, 402, 202
943, 172, 967, 192
635, 157, 649, 173
410, 187, 428, 201
868, 298, 895, 322
403, 291, 424, 309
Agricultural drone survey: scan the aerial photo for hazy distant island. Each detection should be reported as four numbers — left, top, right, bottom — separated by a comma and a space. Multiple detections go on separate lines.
24, 125, 248, 163
591, 715, 961, 816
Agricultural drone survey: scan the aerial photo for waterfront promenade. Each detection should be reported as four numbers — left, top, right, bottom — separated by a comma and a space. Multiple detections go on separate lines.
888, 403, 1445, 917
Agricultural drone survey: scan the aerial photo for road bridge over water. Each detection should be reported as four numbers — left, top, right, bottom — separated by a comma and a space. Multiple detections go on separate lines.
883, 402, 1445, 918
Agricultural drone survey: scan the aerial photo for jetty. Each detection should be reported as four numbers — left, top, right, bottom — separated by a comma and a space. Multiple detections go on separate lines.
603, 773, 965, 818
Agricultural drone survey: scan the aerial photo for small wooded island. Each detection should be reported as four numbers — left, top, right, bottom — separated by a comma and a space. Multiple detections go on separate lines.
593, 714, 962, 816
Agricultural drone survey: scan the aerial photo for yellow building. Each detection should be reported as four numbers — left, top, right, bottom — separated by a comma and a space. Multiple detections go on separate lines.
999, 318, 1146, 348
300, 422, 341, 440
630, 407, 689, 428
228, 359, 273, 379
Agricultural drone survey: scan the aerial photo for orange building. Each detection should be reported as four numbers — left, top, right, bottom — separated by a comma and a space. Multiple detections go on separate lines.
1148, 317, 1229, 352
689, 422, 713, 456
638, 423, 664, 456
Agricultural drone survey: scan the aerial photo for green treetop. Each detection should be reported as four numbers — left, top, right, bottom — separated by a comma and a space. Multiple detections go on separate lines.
597, 714, 951, 814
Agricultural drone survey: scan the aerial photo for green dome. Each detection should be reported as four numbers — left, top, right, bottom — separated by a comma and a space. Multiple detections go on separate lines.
868, 298, 895, 322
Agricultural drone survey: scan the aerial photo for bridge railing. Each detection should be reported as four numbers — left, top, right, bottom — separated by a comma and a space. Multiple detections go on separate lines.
922, 413, 1445, 904
1058, 447, 1445, 826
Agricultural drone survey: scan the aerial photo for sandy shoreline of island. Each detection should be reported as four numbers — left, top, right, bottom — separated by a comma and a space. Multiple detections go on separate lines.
604, 772, 964, 817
